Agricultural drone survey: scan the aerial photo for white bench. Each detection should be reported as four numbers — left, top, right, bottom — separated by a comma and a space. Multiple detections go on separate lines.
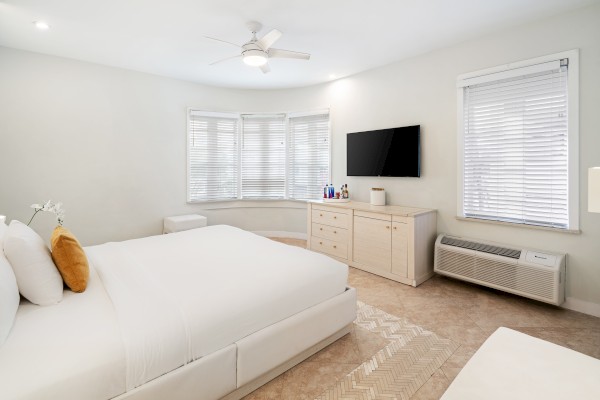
441, 327, 600, 400
163, 214, 207, 234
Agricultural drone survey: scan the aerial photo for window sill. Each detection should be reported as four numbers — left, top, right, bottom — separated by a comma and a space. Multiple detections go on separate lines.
187, 199, 309, 210
455, 216, 581, 234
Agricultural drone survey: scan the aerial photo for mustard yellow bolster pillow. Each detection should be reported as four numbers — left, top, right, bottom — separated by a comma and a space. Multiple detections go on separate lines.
50, 226, 89, 293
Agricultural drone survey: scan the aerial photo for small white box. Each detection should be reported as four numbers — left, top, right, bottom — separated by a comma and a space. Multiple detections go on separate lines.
163, 214, 207, 234
370, 188, 386, 206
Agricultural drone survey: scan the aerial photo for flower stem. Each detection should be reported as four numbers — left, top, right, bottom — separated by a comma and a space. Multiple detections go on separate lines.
27, 209, 40, 226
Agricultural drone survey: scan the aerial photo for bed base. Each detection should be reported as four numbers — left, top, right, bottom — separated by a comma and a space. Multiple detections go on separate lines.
222, 323, 352, 400
112, 287, 357, 400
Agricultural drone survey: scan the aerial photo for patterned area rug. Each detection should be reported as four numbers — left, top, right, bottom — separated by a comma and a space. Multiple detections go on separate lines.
316, 302, 458, 400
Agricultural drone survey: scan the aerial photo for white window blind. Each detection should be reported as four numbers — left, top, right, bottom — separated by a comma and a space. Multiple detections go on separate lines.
288, 112, 330, 200
241, 114, 286, 199
461, 60, 569, 229
188, 111, 239, 201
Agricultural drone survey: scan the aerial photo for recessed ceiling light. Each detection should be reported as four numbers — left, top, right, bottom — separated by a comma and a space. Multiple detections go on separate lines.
33, 21, 50, 30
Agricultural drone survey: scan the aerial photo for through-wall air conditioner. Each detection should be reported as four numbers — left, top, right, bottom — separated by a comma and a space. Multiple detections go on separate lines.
434, 234, 566, 305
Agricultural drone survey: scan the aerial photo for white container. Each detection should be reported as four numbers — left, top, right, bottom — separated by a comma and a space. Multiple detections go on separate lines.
0, 215, 6, 224
370, 188, 385, 206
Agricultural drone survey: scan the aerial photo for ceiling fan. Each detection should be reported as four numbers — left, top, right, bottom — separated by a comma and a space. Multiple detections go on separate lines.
205, 21, 311, 73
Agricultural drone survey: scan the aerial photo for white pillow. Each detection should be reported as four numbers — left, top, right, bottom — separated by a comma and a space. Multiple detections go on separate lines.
3, 220, 63, 306
0, 250, 19, 346
0, 220, 7, 249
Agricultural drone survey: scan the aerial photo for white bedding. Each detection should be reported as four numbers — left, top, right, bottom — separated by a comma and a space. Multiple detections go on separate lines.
86, 225, 348, 390
0, 265, 125, 400
0, 225, 349, 399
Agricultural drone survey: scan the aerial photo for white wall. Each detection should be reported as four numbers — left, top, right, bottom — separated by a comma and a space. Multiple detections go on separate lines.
1, 4, 599, 310
249, 4, 600, 310
0, 48, 308, 245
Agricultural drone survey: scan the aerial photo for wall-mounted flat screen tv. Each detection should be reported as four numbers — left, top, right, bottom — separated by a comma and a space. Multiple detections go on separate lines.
347, 125, 420, 177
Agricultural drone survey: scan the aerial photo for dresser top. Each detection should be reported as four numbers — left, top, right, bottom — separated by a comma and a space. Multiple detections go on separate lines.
309, 200, 435, 217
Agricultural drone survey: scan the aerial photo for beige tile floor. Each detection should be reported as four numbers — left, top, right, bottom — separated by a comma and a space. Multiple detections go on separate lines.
250, 238, 600, 399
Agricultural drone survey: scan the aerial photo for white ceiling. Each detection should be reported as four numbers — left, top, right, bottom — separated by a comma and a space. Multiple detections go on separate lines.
0, 0, 597, 89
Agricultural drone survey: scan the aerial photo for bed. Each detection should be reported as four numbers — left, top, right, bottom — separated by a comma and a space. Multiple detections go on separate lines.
0, 224, 356, 400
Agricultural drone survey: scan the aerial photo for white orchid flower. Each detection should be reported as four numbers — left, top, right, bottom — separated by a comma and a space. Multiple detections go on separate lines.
27, 200, 66, 226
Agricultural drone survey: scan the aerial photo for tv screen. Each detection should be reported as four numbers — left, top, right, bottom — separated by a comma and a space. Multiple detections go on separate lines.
347, 125, 420, 177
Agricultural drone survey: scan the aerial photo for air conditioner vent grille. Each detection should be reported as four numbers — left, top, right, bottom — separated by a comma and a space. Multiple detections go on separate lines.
441, 236, 521, 259
436, 248, 556, 301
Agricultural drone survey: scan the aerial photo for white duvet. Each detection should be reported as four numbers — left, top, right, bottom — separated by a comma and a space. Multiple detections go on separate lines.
86, 225, 348, 391
0, 225, 348, 399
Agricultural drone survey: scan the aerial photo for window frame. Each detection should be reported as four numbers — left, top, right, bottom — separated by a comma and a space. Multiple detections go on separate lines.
456, 50, 579, 231
287, 110, 332, 201
187, 108, 331, 203
186, 110, 240, 203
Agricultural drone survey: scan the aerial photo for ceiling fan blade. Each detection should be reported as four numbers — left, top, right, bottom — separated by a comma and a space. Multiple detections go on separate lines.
209, 54, 241, 65
268, 48, 310, 60
259, 63, 271, 74
204, 36, 241, 48
257, 29, 282, 50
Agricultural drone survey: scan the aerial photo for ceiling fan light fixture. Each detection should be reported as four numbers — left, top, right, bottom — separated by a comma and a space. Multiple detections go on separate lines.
243, 49, 268, 66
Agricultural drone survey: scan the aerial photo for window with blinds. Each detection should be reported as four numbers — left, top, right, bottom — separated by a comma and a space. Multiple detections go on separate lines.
288, 113, 330, 200
459, 57, 573, 229
187, 109, 330, 202
188, 111, 239, 202
241, 115, 286, 199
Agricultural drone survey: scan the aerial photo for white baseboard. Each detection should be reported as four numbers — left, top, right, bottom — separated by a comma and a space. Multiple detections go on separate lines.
253, 231, 307, 240
562, 297, 600, 318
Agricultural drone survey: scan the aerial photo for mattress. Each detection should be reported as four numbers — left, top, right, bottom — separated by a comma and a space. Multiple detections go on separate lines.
86, 225, 348, 389
441, 327, 600, 400
0, 265, 125, 400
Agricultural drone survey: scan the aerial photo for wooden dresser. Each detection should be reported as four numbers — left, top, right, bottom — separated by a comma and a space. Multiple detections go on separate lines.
307, 201, 437, 287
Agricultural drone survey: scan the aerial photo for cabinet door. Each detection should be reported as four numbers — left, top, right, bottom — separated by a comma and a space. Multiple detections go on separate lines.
353, 216, 391, 273
392, 221, 408, 278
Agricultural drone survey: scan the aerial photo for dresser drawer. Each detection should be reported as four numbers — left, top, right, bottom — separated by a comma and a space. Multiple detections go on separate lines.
310, 236, 348, 260
312, 223, 348, 242
311, 209, 349, 229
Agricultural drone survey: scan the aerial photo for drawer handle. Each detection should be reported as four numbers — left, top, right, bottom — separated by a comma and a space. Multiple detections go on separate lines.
333, 245, 337, 249
320, 213, 323, 217
319, 241, 323, 245
333, 230, 337, 234
386, 226, 390, 229
320, 227, 323, 231
333, 216, 337, 219
393, 226, 397, 230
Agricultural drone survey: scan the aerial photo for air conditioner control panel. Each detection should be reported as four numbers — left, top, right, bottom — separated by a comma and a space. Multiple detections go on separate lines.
524, 251, 558, 267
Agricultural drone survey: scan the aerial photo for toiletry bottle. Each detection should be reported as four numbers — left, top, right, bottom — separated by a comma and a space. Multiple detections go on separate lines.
324, 185, 328, 199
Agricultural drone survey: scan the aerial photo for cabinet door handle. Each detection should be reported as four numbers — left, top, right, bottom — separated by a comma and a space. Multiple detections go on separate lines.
319, 241, 323, 245
334, 216, 337, 219
386, 226, 390, 229
333, 245, 337, 249
393, 226, 397, 230
333, 230, 337, 234
320, 227, 323, 231
320, 213, 323, 217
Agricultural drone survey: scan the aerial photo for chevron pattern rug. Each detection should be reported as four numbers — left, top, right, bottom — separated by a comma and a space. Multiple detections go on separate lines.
316, 302, 458, 400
